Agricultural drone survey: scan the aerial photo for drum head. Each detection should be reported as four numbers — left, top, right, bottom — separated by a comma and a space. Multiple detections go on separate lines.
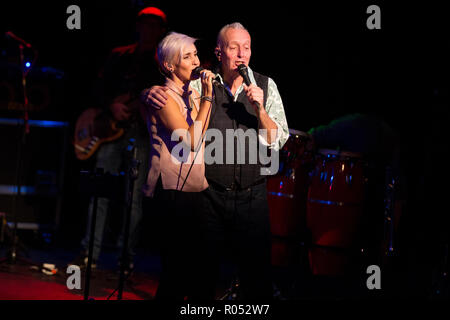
289, 128, 311, 138
317, 148, 363, 159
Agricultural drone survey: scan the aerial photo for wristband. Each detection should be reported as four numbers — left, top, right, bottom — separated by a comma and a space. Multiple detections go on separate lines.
201, 96, 213, 103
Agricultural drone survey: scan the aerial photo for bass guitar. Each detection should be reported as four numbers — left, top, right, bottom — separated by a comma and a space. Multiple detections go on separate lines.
73, 108, 124, 160
73, 94, 143, 160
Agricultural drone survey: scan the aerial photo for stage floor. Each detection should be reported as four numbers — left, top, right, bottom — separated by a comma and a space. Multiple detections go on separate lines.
0, 240, 439, 300
0, 247, 160, 300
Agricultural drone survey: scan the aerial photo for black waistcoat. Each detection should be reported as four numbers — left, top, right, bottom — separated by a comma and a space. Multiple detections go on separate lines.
205, 71, 269, 189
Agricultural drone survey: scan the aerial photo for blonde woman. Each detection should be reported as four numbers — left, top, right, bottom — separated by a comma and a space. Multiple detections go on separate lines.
144, 32, 214, 300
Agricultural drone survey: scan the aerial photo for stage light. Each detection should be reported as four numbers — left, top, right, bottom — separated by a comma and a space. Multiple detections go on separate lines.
25, 62, 31, 68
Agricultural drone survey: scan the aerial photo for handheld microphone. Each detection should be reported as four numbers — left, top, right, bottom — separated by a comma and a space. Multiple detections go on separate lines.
237, 64, 261, 110
192, 66, 222, 87
237, 64, 251, 86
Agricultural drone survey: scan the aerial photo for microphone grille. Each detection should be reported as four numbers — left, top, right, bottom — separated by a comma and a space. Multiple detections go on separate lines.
192, 66, 204, 77
237, 64, 247, 73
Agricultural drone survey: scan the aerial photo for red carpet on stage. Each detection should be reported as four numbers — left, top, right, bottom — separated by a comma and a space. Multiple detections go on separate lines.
0, 259, 159, 300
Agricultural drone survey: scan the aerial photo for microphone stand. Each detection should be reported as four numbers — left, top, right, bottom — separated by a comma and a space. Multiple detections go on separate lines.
0, 39, 39, 269
78, 169, 125, 300
107, 139, 140, 300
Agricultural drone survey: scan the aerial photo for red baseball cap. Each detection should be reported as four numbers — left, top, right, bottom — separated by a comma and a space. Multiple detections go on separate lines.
137, 7, 167, 24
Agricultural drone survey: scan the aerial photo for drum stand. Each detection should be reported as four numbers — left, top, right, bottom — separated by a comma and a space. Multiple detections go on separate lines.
219, 276, 287, 300
219, 277, 240, 300
383, 166, 397, 257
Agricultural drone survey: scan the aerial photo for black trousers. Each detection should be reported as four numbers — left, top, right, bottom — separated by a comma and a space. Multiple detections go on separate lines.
201, 181, 273, 300
153, 184, 210, 300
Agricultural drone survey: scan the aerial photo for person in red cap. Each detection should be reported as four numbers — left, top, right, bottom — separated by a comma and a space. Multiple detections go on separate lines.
138, 7, 167, 22
71, 7, 167, 275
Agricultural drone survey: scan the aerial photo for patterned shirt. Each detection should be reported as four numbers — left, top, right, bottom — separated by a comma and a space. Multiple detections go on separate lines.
190, 66, 289, 151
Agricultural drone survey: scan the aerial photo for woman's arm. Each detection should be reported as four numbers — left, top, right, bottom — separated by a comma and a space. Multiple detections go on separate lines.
155, 81, 213, 151
155, 95, 212, 151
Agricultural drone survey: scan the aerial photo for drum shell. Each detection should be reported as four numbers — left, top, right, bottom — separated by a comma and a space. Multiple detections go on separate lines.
267, 132, 313, 266
306, 150, 368, 275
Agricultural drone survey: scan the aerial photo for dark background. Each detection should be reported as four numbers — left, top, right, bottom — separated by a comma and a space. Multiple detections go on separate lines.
0, 0, 449, 296
1, 1, 448, 128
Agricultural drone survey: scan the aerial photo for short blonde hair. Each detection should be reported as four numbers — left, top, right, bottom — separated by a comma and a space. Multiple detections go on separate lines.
157, 32, 197, 77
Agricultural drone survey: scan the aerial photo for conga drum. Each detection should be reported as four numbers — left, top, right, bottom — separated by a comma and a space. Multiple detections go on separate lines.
306, 149, 368, 275
267, 129, 314, 266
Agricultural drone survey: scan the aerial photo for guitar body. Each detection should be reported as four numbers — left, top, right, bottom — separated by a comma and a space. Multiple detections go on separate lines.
74, 108, 124, 160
